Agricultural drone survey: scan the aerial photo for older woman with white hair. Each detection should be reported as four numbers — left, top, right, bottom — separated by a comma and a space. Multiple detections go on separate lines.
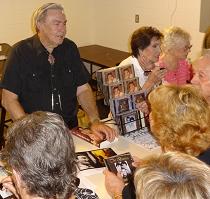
158, 26, 192, 85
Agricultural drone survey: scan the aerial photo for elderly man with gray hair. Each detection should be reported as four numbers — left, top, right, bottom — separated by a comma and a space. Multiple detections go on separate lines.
0, 111, 99, 199
1, 3, 116, 141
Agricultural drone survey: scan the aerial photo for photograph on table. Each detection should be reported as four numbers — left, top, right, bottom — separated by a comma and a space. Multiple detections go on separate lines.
109, 83, 125, 99
118, 64, 135, 80
76, 151, 97, 171
132, 91, 146, 109
76, 148, 116, 171
102, 67, 119, 85
90, 148, 117, 167
121, 111, 140, 134
124, 78, 141, 94
104, 152, 134, 183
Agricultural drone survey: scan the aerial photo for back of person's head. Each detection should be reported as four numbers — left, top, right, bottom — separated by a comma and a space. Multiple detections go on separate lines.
148, 84, 210, 156
161, 26, 191, 53
131, 26, 163, 58
202, 26, 210, 54
1, 111, 77, 199
134, 151, 210, 199
32, 3, 64, 33
203, 26, 210, 49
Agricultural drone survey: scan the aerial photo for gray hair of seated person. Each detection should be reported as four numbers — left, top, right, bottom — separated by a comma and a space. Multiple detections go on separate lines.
1, 111, 77, 199
161, 26, 191, 53
32, 3, 64, 33
134, 151, 210, 199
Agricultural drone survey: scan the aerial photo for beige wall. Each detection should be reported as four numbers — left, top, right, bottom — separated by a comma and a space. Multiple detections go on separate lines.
0, 0, 94, 46
92, 0, 204, 60
0, 0, 204, 60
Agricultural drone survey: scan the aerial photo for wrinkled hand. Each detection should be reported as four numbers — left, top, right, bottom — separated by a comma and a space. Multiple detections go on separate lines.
90, 122, 118, 142
147, 66, 166, 85
1, 176, 20, 199
103, 169, 125, 197
136, 101, 149, 116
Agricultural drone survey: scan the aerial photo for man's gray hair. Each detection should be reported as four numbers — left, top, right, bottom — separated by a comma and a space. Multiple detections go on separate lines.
1, 111, 77, 199
32, 3, 64, 33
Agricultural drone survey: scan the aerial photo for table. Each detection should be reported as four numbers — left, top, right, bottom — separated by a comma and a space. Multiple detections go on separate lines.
73, 129, 160, 199
78, 45, 130, 76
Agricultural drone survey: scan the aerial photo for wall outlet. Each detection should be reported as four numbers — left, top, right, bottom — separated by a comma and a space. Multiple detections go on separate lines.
135, 14, 139, 23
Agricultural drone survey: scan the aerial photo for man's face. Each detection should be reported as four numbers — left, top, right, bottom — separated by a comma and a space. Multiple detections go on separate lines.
38, 9, 67, 48
191, 57, 210, 104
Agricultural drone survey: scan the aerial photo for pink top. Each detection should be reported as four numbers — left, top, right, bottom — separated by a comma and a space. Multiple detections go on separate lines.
158, 59, 192, 85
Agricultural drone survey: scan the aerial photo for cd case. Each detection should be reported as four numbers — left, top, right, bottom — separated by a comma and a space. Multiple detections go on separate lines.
71, 127, 106, 147
104, 152, 134, 183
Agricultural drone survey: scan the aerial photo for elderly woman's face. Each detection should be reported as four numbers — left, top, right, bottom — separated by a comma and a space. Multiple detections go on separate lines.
172, 40, 192, 60
139, 37, 161, 69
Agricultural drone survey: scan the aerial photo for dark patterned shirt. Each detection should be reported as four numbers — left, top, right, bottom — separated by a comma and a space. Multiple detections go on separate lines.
75, 188, 99, 199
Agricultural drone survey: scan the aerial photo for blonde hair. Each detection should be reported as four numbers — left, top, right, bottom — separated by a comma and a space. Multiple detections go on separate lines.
161, 26, 191, 52
148, 84, 210, 156
32, 3, 64, 33
134, 152, 210, 199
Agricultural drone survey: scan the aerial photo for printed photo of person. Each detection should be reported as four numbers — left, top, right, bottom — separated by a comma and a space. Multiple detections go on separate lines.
123, 112, 140, 133
126, 79, 139, 94
134, 93, 145, 109
117, 98, 130, 114
119, 65, 134, 80
104, 70, 117, 84
90, 148, 116, 167
76, 152, 95, 171
115, 161, 131, 179
111, 84, 124, 98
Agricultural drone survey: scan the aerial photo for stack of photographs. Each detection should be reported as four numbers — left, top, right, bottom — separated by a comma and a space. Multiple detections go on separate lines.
96, 64, 149, 135
112, 91, 149, 134
96, 64, 140, 105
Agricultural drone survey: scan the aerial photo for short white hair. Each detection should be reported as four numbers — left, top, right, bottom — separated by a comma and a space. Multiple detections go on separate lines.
32, 3, 64, 33
135, 152, 210, 199
161, 26, 191, 52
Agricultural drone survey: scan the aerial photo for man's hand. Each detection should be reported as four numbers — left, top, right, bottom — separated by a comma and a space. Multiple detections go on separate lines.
103, 169, 124, 198
90, 121, 117, 142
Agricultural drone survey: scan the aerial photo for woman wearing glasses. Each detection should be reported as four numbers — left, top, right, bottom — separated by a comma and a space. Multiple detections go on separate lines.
158, 26, 192, 85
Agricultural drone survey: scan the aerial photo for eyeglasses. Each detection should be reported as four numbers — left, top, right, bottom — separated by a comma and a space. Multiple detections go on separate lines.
143, 70, 152, 76
183, 44, 192, 51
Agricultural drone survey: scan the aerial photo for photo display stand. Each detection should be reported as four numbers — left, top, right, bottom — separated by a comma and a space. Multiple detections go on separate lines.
109, 89, 149, 135
96, 65, 149, 135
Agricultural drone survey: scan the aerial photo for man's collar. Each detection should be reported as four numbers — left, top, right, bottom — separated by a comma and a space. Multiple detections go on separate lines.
32, 34, 48, 56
